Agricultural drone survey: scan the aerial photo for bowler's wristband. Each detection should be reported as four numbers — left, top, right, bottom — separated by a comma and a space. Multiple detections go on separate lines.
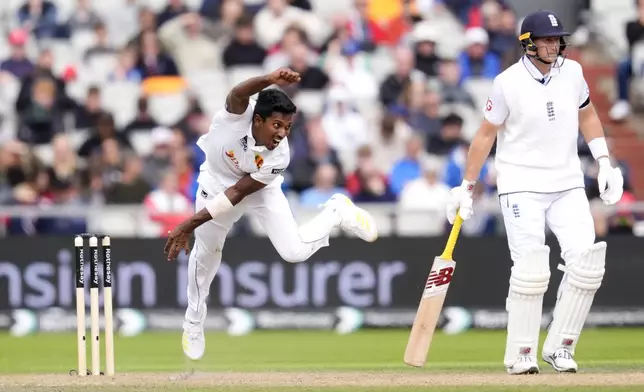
205, 192, 234, 219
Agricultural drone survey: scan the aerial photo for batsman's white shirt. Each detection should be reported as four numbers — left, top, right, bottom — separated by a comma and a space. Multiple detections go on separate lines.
196, 100, 289, 193
484, 56, 590, 195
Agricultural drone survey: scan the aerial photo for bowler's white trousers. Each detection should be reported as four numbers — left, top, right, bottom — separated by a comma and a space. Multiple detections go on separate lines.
498, 187, 595, 264
184, 183, 331, 323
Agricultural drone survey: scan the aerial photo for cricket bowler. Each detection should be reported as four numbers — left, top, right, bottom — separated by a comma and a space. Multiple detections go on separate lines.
164, 68, 378, 360
446, 11, 624, 374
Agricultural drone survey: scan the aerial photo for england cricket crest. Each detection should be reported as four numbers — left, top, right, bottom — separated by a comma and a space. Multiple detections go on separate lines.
422, 259, 455, 298
254, 153, 264, 169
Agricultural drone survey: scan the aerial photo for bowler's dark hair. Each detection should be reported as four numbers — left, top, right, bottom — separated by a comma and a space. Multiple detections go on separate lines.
254, 89, 297, 120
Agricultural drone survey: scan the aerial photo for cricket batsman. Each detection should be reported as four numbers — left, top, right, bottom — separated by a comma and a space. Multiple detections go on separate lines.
164, 68, 378, 360
446, 11, 624, 374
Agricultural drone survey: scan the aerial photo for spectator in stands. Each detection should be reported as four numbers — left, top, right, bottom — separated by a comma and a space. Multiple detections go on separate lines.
398, 154, 450, 218
159, 12, 222, 75
66, 0, 103, 33
74, 85, 105, 129
253, 0, 328, 49
157, 0, 190, 28
84, 22, 116, 62
408, 88, 442, 137
222, 14, 267, 68
326, 40, 378, 102
173, 96, 208, 143
300, 163, 349, 206
287, 43, 329, 91
124, 97, 158, 134
128, 8, 158, 48
410, 23, 441, 78
78, 112, 131, 158
0, 141, 32, 201
426, 113, 466, 155
609, 1, 644, 121
379, 46, 422, 107
143, 170, 192, 236
370, 110, 412, 175
0, 30, 34, 80
346, 146, 396, 202
135, 31, 179, 78
389, 134, 430, 196
16, 48, 74, 115
104, 155, 151, 204
437, 59, 476, 107
290, 117, 344, 192
264, 24, 311, 71
37, 180, 89, 235
442, 141, 492, 190
321, 86, 368, 169
16, 77, 64, 145
142, 126, 175, 186
44, 134, 80, 196
458, 27, 500, 83
17, 0, 59, 40
485, 9, 518, 67
5, 182, 49, 236
170, 146, 194, 199
89, 137, 127, 192
109, 46, 143, 83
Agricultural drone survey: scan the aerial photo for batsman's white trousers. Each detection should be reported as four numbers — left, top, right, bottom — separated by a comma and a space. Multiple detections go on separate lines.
184, 182, 331, 323
498, 187, 595, 264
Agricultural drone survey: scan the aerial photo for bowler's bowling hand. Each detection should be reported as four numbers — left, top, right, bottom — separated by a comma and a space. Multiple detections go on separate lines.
267, 68, 301, 86
164, 222, 193, 261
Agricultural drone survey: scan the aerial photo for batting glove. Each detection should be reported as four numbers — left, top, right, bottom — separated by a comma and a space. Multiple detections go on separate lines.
597, 157, 624, 205
446, 180, 475, 224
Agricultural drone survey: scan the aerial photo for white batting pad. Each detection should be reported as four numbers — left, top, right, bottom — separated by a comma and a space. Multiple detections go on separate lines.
504, 245, 551, 366
543, 242, 606, 356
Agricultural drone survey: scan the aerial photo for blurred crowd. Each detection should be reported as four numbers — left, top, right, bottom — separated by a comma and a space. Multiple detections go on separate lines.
0, 0, 639, 237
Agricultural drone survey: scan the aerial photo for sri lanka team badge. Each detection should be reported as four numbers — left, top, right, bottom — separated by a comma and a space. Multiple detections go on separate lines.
254, 154, 264, 169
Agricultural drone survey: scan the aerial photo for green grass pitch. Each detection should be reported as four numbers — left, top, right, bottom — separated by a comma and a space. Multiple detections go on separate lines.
0, 328, 643, 391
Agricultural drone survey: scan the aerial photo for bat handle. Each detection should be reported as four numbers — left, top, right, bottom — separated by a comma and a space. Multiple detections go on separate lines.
441, 215, 463, 260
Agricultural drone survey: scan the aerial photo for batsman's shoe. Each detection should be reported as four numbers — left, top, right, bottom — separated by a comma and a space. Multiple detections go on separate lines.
506, 356, 540, 375
324, 193, 378, 242
543, 348, 577, 373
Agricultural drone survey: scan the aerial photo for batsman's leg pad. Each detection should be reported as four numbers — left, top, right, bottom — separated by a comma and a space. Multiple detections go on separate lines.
543, 241, 606, 357
504, 245, 551, 367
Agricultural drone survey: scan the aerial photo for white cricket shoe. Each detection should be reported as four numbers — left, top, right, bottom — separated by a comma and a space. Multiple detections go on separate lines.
182, 308, 206, 361
543, 348, 578, 373
324, 194, 378, 242
506, 356, 540, 375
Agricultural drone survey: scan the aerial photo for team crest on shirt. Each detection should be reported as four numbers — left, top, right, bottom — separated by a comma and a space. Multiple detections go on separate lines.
225, 150, 240, 169
254, 153, 264, 169
546, 101, 555, 121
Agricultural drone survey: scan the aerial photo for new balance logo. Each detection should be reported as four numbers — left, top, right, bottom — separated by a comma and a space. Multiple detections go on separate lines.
425, 267, 454, 289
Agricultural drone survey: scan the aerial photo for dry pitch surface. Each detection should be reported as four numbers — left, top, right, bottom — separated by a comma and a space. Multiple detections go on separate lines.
2, 371, 644, 389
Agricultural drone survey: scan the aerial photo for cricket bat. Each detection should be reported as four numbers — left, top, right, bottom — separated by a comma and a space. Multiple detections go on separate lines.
404, 215, 464, 367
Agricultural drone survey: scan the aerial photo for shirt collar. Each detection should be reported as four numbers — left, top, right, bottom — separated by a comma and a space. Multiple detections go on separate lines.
247, 126, 267, 153
521, 55, 562, 85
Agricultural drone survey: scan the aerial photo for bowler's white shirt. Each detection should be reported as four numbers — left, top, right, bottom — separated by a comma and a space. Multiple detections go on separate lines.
196, 101, 290, 193
483, 56, 590, 194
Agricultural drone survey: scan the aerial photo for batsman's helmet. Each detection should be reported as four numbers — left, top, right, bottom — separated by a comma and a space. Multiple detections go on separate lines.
519, 10, 570, 65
